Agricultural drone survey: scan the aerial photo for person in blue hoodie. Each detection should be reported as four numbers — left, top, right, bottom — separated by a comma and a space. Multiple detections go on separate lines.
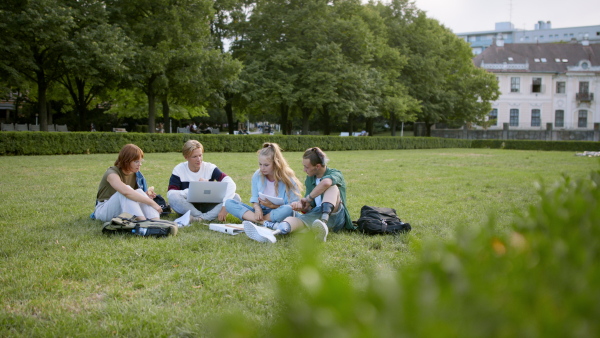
225, 142, 303, 224
93, 144, 162, 222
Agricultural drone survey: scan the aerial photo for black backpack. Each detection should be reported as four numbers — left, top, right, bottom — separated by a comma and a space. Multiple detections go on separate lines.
355, 205, 411, 234
102, 213, 178, 237
153, 194, 172, 215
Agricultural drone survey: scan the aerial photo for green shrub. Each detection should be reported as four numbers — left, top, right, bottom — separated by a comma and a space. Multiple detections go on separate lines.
216, 170, 600, 337
0, 132, 469, 155
1, 132, 597, 155
472, 139, 600, 151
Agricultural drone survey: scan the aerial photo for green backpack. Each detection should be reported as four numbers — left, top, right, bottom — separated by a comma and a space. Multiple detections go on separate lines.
102, 213, 178, 237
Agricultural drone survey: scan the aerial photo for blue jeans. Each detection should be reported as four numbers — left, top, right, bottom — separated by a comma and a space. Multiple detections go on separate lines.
297, 203, 347, 232
225, 199, 294, 222
169, 192, 240, 221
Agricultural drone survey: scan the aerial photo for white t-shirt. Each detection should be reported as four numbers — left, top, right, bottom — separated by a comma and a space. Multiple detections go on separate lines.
314, 177, 322, 207
167, 161, 236, 203
263, 178, 276, 197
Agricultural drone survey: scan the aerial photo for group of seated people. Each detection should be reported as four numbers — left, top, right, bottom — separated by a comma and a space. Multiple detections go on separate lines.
92, 140, 353, 243
188, 122, 213, 134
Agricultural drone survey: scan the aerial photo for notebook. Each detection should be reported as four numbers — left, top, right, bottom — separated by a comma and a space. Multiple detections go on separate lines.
258, 192, 284, 205
187, 181, 228, 203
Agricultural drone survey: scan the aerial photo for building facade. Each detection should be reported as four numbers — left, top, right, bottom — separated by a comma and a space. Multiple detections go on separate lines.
471, 39, 599, 132
458, 21, 600, 55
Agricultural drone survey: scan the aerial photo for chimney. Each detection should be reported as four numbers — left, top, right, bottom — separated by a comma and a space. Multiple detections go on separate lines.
582, 34, 590, 46
496, 34, 505, 47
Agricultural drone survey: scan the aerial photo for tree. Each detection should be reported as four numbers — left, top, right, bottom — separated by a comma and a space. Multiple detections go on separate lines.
106, 0, 216, 133
211, 0, 254, 134
367, 0, 421, 136
241, 0, 388, 135
0, 0, 76, 131
381, 0, 499, 136
241, 47, 302, 135
58, 0, 132, 131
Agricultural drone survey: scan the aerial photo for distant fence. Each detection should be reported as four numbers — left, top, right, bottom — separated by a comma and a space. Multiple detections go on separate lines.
416, 123, 600, 142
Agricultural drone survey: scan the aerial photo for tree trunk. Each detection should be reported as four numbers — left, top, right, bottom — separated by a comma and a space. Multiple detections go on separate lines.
47, 102, 52, 125
76, 78, 88, 131
425, 122, 433, 137
14, 91, 22, 123
390, 113, 397, 136
347, 113, 354, 135
301, 107, 311, 135
161, 98, 170, 133
37, 72, 48, 132
280, 104, 289, 135
366, 117, 374, 136
147, 79, 156, 134
224, 92, 235, 134
322, 105, 331, 135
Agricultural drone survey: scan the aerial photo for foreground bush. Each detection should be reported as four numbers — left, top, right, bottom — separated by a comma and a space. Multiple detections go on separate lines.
217, 170, 600, 337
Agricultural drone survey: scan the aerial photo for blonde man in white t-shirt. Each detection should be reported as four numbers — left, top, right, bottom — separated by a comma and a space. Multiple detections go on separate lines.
167, 140, 239, 222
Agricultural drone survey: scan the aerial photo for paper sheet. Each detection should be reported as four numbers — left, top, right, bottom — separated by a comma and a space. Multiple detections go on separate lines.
259, 193, 284, 205
174, 210, 191, 227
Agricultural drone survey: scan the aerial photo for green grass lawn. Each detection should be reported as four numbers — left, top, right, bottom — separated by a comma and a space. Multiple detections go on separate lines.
1, 149, 598, 336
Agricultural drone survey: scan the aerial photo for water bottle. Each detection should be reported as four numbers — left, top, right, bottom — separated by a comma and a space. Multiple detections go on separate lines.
132, 226, 147, 236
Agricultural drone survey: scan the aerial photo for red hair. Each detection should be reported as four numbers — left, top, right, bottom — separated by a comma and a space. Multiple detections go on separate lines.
114, 144, 144, 170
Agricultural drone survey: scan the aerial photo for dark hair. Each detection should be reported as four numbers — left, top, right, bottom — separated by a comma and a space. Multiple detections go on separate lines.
114, 144, 144, 170
302, 147, 329, 166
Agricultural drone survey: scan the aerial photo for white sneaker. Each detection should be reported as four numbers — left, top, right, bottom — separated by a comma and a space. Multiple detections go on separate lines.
190, 215, 203, 223
311, 219, 329, 242
243, 221, 277, 243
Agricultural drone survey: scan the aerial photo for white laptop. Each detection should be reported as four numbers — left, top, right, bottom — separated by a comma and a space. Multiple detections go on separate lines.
187, 181, 228, 203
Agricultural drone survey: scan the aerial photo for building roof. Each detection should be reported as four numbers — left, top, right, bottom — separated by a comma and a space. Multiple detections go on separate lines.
472, 42, 600, 73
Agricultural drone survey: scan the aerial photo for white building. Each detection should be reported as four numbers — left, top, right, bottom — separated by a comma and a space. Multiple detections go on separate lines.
472, 39, 599, 131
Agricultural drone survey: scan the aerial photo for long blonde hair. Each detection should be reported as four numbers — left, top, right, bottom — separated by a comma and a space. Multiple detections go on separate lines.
258, 143, 303, 199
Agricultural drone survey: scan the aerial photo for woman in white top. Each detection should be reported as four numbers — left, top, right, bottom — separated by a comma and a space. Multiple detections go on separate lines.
225, 143, 303, 224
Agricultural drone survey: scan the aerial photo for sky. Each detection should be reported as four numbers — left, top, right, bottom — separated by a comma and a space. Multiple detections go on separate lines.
409, 0, 599, 33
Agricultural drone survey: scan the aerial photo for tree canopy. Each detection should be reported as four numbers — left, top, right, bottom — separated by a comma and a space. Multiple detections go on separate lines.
0, 0, 498, 134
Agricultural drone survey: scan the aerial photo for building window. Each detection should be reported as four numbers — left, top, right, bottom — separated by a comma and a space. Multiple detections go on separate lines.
510, 109, 519, 127
556, 81, 566, 94
488, 109, 498, 126
578, 110, 588, 128
531, 109, 541, 127
511, 77, 520, 93
532, 78, 542, 93
555, 110, 564, 128
579, 81, 589, 93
